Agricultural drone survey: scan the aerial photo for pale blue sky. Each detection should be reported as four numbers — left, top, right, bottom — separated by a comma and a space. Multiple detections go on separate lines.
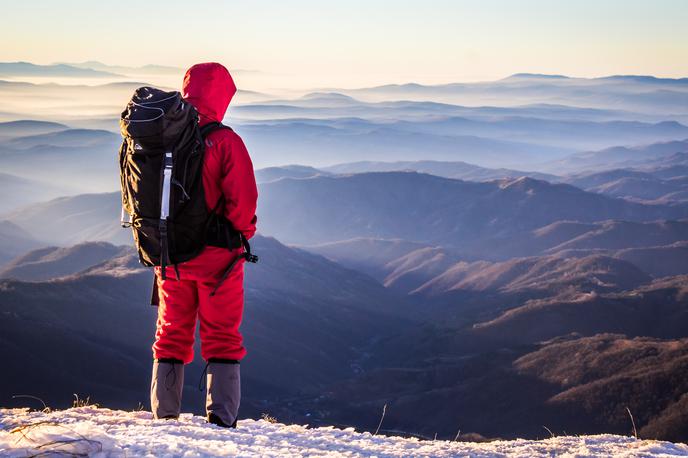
2, 0, 687, 88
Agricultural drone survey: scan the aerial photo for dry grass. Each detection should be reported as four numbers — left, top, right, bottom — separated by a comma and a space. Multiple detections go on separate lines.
71, 394, 99, 409
10, 420, 103, 457
261, 412, 278, 423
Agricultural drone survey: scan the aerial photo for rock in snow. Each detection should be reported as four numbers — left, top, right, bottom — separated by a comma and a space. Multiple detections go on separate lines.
1, 407, 687, 457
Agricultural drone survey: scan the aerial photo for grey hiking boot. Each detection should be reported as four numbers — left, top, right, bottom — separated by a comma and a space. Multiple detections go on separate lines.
151, 358, 184, 419
205, 359, 240, 428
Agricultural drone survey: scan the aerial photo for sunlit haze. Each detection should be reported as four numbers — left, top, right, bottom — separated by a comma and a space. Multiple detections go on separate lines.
2, 0, 687, 91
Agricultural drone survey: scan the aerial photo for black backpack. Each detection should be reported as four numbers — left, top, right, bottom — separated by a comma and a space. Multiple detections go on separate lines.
119, 86, 256, 290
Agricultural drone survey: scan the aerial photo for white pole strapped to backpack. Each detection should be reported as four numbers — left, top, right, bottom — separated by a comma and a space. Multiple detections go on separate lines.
161, 152, 173, 219
159, 151, 174, 279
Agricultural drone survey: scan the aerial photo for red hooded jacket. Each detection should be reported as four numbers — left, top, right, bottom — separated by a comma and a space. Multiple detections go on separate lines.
152, 63, 257, 363
183, 62, 258, 238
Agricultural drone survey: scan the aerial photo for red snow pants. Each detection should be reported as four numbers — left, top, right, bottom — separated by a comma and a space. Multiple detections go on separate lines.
152, 246, 247, 364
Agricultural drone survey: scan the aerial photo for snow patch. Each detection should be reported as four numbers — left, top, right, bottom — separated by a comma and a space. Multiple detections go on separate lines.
1, 407, 687, 457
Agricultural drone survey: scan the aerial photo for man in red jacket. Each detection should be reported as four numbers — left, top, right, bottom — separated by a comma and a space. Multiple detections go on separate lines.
150, 62, 258, 428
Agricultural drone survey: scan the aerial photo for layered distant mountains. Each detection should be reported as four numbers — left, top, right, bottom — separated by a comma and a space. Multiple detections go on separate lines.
0, 236, 414, 414
258, 152, 688, 204
0, 62, 122, 78
341, 74, 688, 116
5, 171, 687, 250
2, 65, 688, 441
3, 66, 688, 170
0, 241, 130, 281
309, 240, 656, 297
2, 233, 686, 440
257, 172, 688, 247
2, 117, 684, 215
0, 220, 41, 265
2, 164, 688, 440
320, 160, 558, 182
0, 122, 120, 203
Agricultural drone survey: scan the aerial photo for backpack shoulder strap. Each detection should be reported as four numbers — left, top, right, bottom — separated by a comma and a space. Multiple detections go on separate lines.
201, 122, 233, 216
200, 122, 233, 139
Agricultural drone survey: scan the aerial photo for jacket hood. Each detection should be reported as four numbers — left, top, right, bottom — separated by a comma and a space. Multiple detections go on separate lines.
182, 62, 236, 124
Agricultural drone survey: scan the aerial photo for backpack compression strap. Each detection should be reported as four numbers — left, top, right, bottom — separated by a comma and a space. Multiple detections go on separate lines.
209, 234, 258, 297
200, 121, 233, 138
207, 195, 258, 297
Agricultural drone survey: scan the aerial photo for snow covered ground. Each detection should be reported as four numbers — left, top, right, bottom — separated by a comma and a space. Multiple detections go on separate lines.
1, 407, 687, 457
